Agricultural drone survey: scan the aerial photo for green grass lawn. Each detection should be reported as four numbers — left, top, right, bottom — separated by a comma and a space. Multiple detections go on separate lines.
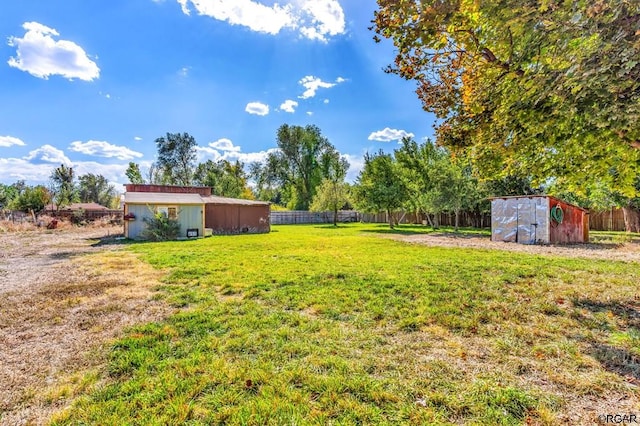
51, 224, 639, 425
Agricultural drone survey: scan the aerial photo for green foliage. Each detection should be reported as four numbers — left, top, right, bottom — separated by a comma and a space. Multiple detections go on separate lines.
194, 159, 253, 199
251, 124, 347, 210
78, 173, 117, 207
50, 164, 78, 209
52, 224, 640, 424
125, 162, 145, 184
309, 179, 351, 226
0, 182, 21, 209
372, 0, 640, 196
155, 132, 198, 186
12, 185, 51, 214
353, 150, 407, 228
140, 212, 181, 241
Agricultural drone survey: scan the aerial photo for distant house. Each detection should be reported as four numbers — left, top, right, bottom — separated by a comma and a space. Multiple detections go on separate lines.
490, 195, 589, 244
45, 202, 110, 213
123, 185, 270, 240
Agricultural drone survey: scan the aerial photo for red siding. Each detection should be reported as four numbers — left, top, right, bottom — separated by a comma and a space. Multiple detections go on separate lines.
124, 184, 211, 196
549, 198, 587, 244
205, 204, 270, 234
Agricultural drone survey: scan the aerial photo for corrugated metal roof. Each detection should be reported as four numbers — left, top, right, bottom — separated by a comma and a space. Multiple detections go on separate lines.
202, 196, 269, 206
124, 192, 204, 204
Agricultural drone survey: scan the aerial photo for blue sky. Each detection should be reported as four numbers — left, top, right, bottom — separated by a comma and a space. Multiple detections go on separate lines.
0, 0, 436, 189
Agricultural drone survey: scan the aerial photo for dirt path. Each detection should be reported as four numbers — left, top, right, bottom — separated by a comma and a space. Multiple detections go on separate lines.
0, 226, 174, 425
383, 232, 640, 262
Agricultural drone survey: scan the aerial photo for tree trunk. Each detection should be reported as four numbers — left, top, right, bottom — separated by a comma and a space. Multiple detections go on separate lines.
622, 205, 640, 233
454, 210, 460, 232
333, 208, 338, 227
425, 213, 435, 229
387, 209, 394, 229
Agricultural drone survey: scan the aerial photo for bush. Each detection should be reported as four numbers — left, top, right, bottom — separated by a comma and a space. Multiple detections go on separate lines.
140, 213, 180, 241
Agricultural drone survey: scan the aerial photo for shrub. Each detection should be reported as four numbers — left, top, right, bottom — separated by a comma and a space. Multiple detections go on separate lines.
140, 213, 180, 241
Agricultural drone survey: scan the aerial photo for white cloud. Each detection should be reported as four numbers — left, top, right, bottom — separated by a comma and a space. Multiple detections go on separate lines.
69, 140, 143, 160
24, 144, 71, 164
196, 139, 279, 165
280, 99, 298, 113
299, 1, 345, 42
0, 136, 26, 147
209, 138, 241, 152
175, 0, 345, 42
323, 99, 330, 104
134, 136, 142, 141
245, 101, 269, 116
342, 153, 364, 183
7, 21, 100, 81
306, 111, 313, 116
368, 127, 415, 142
298, 75, 345, 99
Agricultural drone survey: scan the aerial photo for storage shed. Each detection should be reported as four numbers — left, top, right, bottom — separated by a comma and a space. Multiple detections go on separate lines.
123, 184, 270, 237
123, 192, 205, 240
202, 196, 270, 235
490, 195, 589, 244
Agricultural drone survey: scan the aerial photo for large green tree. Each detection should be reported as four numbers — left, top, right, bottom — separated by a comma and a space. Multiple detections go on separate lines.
125, 162, 145, 184
354, 150, 407, 229
78, 173, 117, 208
252, 124, 346, 210
12, 185, 51, 216
194, 159, 253, 199
155, 132, 198, 186
50, 164, 77, 209
372, 0, 640, 228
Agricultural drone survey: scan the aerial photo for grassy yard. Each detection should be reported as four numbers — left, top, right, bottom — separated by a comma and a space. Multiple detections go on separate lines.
50, 224, 639, 425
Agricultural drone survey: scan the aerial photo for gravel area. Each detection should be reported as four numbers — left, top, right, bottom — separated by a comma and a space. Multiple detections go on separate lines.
383, 232, 640, 262
0, 225, 173, 425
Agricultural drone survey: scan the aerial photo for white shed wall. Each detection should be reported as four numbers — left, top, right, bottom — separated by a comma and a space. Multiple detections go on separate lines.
491, 197, 550, 244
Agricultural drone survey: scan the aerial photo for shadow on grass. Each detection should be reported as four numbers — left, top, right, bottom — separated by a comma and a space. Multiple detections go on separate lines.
88, 233, 129, 247
572, 298, 640, 383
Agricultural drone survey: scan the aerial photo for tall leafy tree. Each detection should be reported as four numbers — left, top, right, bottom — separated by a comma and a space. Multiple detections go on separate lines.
12, 185, 51, 216
78, 173, 117, 207
354, 150, 407, 229
155, 132, 197, 186
50, 164, 77, 209
194, 159, 253, 199
310, 180, 351, 227
372, 0, 640, 227
252, 124, 344, 210
0, 182, 22, 210
125, 162, 145, 184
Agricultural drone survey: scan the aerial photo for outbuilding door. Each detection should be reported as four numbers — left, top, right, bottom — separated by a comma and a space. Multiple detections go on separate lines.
515, 198, 538, 244
492, 198, 541, 244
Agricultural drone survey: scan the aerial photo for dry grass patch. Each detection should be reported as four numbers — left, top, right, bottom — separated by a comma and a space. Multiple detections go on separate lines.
0, 250, 174, 425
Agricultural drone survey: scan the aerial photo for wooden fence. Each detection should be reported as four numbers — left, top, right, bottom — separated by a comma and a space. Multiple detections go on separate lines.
271, 210, 359, 225
271, 208, 629, 231
588, 208, 627, 232
270, 210, 490, 228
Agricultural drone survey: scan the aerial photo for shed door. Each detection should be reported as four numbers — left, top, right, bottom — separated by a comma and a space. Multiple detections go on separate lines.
516, 198, 538, 244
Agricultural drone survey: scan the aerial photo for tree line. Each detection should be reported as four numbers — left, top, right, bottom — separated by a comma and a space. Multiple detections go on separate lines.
0, 167, 119, 215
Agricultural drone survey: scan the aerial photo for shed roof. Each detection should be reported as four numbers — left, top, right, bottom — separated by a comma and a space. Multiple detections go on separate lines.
488, 195, 588, 212
202, 196, 269, 206
124, 192, 204, 204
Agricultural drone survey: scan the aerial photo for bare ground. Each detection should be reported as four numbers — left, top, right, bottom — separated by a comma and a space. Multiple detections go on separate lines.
382, 232, 640, 263
0, 225, 175, 425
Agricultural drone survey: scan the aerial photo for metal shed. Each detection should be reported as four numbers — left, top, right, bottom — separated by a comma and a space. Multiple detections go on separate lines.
123, 192, 205, 240
490, 195, 589, 244
202, 196, 270, 235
